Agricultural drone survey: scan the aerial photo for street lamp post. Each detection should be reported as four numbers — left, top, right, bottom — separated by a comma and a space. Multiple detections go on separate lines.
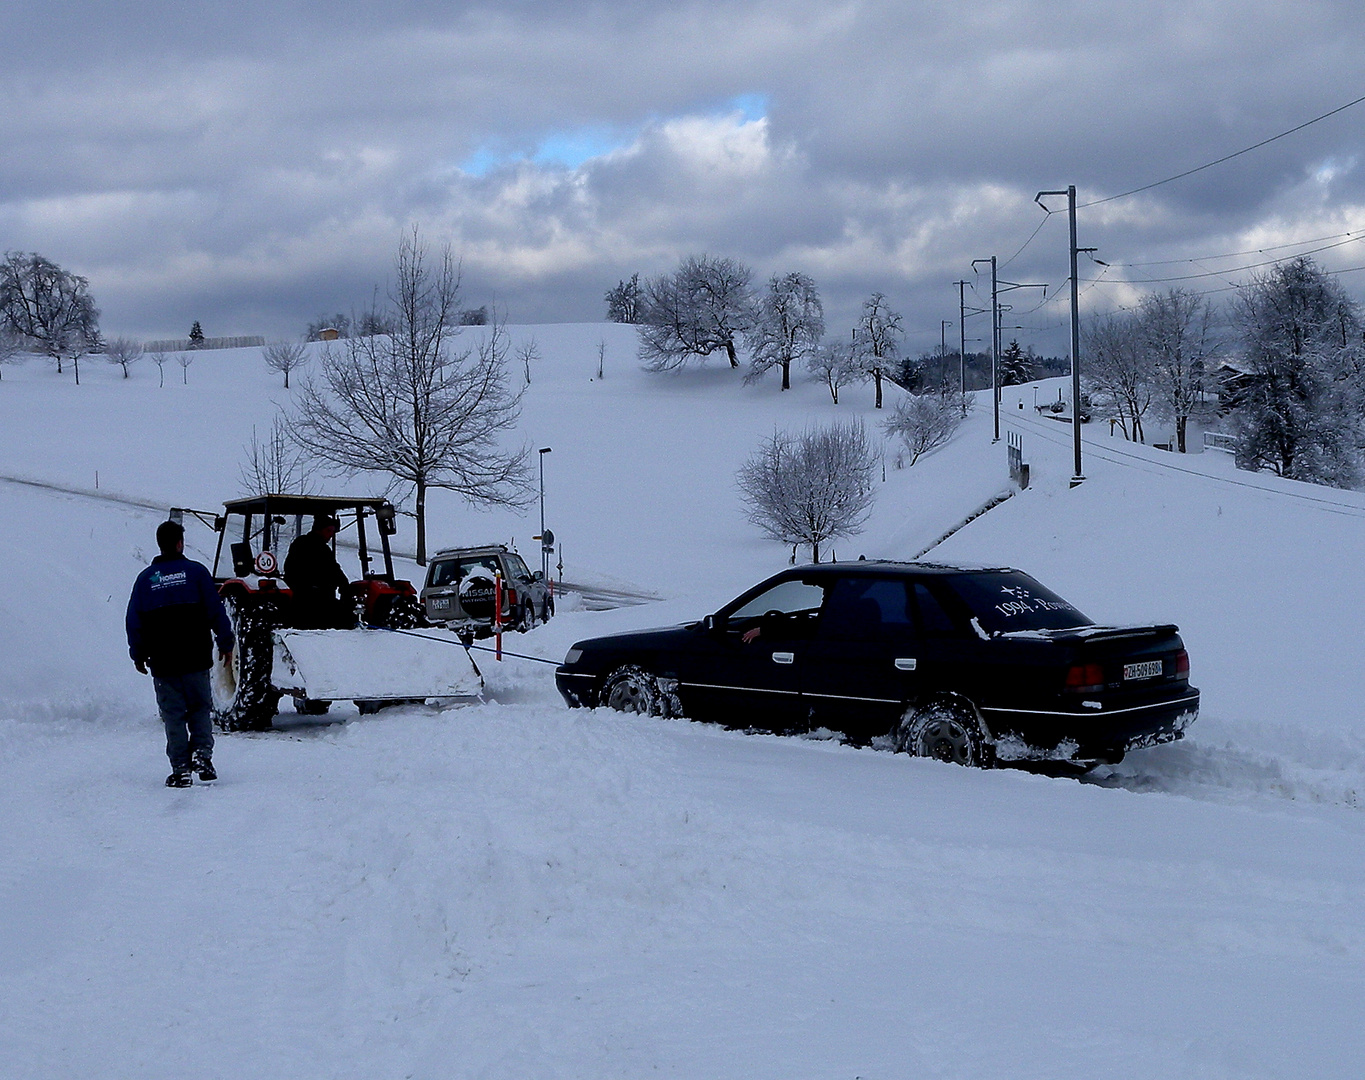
537, 447, 552, 580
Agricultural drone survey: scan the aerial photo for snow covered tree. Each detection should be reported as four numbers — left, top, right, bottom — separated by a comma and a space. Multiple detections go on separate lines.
998, 338, 1034, 386
638, 255, 754, 370
1083, 311, 1152, 442
808, 333, 860, 404
0, 251, 100, 379
1230, 257, 1363, 486
605, 274, 642, 323
853, 292, 902, 408
103, 336, 143, 379
151, 352, 168, 387
176, 351, 193, 384
1139, 289, 1217, 453
188, 321, 205, 348
261, 340, 309, 389
294, 229, 531, 563
882, 388, 968, 466
736, 419, 878, 563
745, 272, 824, 390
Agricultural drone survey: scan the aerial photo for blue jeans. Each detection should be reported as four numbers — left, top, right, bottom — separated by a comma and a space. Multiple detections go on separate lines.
153, 669, 214, 772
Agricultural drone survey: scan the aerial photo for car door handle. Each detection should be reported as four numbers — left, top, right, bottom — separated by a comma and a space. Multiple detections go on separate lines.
895, 658, 918, 671
771, 651, 795, 665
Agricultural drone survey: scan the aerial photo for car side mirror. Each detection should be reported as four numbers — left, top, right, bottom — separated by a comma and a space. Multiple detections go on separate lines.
702, 613, 722, 632
533, 570, 544, 581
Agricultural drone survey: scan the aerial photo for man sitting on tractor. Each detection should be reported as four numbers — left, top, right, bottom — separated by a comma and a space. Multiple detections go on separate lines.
284, 513, 354, 628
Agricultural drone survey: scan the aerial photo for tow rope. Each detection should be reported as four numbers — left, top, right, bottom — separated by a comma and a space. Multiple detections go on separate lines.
375, 625, 562, 666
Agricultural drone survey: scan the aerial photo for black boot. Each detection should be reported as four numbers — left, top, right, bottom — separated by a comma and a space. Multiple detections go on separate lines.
166, 770, 192, 788
191, 750, 217, 782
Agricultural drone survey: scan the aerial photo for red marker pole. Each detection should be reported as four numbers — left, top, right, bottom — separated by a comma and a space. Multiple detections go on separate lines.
493, 571, 503, 661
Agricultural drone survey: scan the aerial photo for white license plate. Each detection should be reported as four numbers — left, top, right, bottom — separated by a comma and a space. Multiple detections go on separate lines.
431, 597, 451, 610
1123, 660, 1163, 681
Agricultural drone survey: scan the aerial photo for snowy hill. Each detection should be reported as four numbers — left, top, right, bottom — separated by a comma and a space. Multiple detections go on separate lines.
1, 327, 1363, 1078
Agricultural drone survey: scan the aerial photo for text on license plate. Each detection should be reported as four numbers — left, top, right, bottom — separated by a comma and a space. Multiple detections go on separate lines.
1123, 660, 1163, 681
431, 597, 451, 609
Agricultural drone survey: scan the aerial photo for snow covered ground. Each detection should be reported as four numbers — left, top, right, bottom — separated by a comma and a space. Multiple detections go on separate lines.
1, 330, 1363, 1078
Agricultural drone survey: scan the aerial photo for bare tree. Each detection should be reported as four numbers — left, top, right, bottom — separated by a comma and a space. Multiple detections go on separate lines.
294, 229, 531, 563
176, 351, 193, 384
1083, 312, 1152, 442
737, 420, 878, 563
515, 335, 541, 384
1139, 289, 1218, 453
0, 251, 100, 379
0, 327, 26, 381
240, 414, 319, 496
104, 336, 143, 379
151, 351, 168, 387
262, 340, 309, 389
808, 333, 860, 404
745, 272, 824, 390
638, 254, 754, 370
596, 338, 606, 379
882, 388, 967, 466
605, 273, 642, 323
854, 292, 903, 408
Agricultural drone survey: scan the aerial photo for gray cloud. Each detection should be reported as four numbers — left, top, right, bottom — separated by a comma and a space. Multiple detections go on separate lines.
4, 1, 1365, 355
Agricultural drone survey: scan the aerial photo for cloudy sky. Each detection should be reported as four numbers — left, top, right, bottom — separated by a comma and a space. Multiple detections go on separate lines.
4, 0, 1365, 354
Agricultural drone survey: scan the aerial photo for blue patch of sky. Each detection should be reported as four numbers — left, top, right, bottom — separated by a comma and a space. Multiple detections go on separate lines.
459, 94, 769, 176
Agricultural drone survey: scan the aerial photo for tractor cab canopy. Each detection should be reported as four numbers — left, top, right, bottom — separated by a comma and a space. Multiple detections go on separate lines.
208, 495, 400, 583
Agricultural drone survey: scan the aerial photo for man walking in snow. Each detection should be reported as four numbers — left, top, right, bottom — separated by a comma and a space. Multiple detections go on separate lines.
126, 519, 234, 787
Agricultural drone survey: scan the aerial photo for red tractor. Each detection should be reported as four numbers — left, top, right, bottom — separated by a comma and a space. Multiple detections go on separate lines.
181, 495, 429, 731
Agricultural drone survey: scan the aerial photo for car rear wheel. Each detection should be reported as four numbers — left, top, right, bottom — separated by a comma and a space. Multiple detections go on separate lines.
897, 700, 994, 768
601, 665, 663, 715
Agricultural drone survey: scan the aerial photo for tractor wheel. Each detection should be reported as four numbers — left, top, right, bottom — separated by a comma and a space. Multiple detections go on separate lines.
212, 593, 280, 732
373, 593, 426, 629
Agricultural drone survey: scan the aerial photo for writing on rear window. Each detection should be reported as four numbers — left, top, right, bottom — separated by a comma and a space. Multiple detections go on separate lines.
947, 573, 1092, 634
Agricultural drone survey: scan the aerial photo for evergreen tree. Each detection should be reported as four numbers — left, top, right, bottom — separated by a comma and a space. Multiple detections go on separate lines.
998, 339, 1034, 386
188, 321, 205, 348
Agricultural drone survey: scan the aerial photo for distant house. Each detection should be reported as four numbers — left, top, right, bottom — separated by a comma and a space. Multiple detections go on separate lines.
1211, 359, 1256, 413
317, 327, 341, 341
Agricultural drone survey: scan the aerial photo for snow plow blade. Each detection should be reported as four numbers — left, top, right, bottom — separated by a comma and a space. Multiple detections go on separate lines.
270, 628, 483, 702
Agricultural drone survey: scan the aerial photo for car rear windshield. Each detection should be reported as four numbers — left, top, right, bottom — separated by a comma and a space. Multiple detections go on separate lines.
943, 571, 1092, 634
428, 557, 501, 588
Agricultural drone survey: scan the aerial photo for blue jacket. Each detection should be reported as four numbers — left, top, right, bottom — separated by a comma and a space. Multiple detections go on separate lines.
126, 555, 234, 677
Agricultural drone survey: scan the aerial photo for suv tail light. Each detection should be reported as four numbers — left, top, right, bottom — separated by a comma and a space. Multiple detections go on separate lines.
506, 587, 517, 609
1174, 649, 1190, 679
1064, 662, 1105, 694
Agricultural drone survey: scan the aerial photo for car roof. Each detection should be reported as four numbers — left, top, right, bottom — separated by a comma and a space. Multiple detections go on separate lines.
790, 560, 1015, 577
430, 545, 510, 558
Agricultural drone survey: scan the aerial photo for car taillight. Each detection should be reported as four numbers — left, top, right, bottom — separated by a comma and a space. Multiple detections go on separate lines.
1174, 649, 1190, 679
1064, 662, 1105, 693
506, 587, 517, 608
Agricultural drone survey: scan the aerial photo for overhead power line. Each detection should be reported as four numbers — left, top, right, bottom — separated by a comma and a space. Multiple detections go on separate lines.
1078, 91, 1365, 209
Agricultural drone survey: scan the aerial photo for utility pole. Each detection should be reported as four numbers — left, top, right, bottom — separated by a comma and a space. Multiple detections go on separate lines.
1036, 185, 1085, 486
973, 258, 1047, 444
955, 281, 969, 415
972, 257, 999, 441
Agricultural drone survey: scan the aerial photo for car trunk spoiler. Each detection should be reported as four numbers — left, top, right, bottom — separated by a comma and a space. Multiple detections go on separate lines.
1044, 623, 1179, 645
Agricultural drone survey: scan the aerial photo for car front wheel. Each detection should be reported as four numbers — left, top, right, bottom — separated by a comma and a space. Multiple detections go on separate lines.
601, 665, 663, 716
896, 700, 994, 768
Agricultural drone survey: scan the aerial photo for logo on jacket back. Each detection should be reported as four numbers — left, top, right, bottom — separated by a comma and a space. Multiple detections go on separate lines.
149, 570, 188, 590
